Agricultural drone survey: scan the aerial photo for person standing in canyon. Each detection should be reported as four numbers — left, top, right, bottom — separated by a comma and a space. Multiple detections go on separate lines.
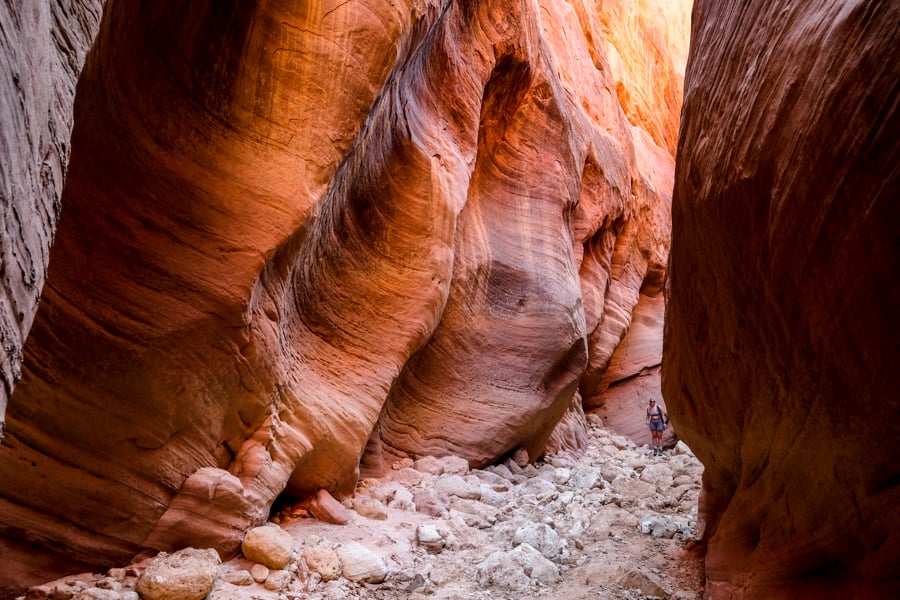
647, 399, 667, 456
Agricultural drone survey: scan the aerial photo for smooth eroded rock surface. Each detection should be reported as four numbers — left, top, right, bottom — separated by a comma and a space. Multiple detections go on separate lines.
0, 0, 688, 593
663, 0, 900, 597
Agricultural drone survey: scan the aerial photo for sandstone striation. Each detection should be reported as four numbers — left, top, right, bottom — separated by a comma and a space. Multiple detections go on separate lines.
0, 0, 104, 426
0, 0, 688, 593
663, 0, 900, 597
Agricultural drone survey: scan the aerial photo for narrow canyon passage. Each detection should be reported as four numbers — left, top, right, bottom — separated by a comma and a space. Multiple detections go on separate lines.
1, 0, 897, 599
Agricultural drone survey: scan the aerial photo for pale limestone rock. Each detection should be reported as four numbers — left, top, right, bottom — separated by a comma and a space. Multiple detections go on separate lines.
413, 489, 448, 517
512, 523, 565, 561
436, 455, 470, 475
472, 469, 511, 492
352, 496, 388, 520
433, 475, 480, 500
413, 456, 444, 475
302, 547, 341, 582
337, 542, 387, 584
72, 589, 119, 600
416, 523, 443, 554
476, 543, 559, 591
135, 548, 220, 600
390, 467, 423, 487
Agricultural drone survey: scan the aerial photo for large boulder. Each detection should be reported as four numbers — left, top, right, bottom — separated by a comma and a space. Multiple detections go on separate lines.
663, 0, 900, 597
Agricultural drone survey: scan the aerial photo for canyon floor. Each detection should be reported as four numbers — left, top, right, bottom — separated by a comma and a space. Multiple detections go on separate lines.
28, 415, 705, 600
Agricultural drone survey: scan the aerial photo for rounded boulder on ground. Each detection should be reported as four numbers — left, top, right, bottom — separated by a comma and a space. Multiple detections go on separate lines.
241, 524, 293, 569
134, 547, 220, 600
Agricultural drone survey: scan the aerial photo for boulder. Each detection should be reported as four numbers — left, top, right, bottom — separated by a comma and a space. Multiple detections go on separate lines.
134, 548, 220, 600
337, 542, 387, 584
241, 525, 293, 569
476, 543, 559, 591
302, 547, 341, 582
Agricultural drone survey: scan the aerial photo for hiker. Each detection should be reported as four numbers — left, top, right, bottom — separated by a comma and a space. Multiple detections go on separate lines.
646, 398, 667, 456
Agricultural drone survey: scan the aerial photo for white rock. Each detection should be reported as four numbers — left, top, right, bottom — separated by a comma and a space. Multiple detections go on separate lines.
489, 463, 516, 481
388, 486, 416, 511
512, 523, 565, 560
416, 523, 444, 554
241, 524, 293, 569
478, 486, 510, 507
639, 513, 692, 539
434, 474, 481, 500
552, 468, 572, 485
674, 440, 694, 456
472, 469, 511, 491
476, 543, 559, 591
352, 496, 388, 520
72, 589, 119, 600
337, 542, 387, 583
516, 477, 556, 497
135, 548, 220, 600
568, 467, 602, 490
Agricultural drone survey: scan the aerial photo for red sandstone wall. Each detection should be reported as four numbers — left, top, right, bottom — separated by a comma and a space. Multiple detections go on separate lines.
663, 1, 900, 597
0, 0, 688, 592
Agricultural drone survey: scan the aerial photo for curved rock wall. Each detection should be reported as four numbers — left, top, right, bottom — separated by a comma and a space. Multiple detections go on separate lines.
0, 0, 689, 592
663, 0, 900, 597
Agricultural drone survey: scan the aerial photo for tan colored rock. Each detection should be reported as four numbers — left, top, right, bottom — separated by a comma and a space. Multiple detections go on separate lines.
351, 496, 388, 521
241, 525, 292, 570
614, 565, 668, 598
248, 564, 268, 584
664, 0, 900, 597
302, 547, 341, 582
134, 548, 220, 600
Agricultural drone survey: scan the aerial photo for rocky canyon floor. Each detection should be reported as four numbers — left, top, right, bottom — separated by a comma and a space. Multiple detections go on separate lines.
26, 416, 705, 600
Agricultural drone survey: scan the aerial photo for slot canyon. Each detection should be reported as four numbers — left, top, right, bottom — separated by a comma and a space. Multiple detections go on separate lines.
0, 1, 896, 599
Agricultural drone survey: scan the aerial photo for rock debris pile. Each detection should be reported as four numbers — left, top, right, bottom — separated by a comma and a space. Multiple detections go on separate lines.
24, 417, 704, 600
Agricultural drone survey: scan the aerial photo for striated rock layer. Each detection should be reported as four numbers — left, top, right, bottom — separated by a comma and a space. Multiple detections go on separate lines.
663, 0, 900, 597
0, 0, 104, 426
0, 0, 688, 593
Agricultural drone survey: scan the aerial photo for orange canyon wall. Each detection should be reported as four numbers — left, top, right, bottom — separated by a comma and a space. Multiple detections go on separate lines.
0, 0, 688, 592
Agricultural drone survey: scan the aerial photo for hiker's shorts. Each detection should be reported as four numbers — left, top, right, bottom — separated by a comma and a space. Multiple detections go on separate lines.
648, 419, 664, 432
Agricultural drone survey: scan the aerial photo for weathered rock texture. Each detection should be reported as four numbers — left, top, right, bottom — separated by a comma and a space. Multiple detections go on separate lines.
663, 1, 900, 597
0, 0, 688, 593
0, 0, 104, 427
